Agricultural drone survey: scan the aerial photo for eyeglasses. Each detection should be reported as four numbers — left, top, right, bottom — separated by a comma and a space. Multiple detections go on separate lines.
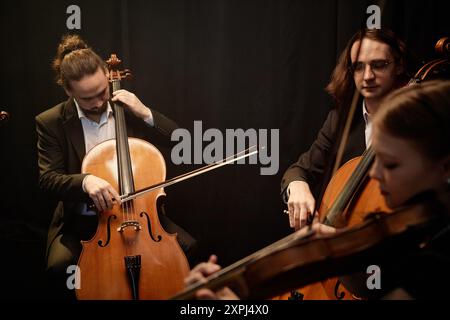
350, 60, 394, 74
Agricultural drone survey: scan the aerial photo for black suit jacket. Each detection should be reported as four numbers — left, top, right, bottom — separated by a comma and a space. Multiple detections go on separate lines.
36, 98, 178, 253
281, 107, 366, 202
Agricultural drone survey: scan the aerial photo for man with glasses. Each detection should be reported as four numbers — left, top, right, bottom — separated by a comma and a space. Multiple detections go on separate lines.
281, 28, 411, 230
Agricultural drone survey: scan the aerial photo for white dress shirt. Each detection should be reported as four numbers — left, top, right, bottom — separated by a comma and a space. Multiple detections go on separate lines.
362, 100, 372, 148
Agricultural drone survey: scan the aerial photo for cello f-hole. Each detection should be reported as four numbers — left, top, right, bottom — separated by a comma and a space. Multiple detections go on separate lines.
141, 211, 162, 242
98, 215, 117, 247
334, 280, 346, 300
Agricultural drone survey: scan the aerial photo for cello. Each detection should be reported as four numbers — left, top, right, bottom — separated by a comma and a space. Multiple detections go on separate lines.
76, 54, 190, 300
275, 36, 450, 300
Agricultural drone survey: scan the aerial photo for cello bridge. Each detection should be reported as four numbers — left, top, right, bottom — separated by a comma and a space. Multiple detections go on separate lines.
117, 220, 142, 232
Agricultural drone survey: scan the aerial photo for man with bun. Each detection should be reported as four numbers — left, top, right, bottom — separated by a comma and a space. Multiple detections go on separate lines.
36, 34, 196, 299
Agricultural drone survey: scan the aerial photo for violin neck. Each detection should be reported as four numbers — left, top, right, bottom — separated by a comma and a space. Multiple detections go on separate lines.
112, 80, 135, 195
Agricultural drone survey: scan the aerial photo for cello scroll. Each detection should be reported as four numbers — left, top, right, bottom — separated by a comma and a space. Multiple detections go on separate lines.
409, 37, 450, 84
106, 54, 133, 82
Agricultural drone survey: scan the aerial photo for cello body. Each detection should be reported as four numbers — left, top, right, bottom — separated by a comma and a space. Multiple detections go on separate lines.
76, 139, 189, 300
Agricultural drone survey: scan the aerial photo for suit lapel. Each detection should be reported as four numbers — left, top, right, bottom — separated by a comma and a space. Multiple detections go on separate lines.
62, 98, 86, 163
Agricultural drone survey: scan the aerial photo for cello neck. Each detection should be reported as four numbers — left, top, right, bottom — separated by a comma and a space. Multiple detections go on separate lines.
323, 147, 375, 226
111, 79, 135, 195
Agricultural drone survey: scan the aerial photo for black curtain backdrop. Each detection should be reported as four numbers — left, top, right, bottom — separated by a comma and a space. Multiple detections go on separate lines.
0, 0, 449, 298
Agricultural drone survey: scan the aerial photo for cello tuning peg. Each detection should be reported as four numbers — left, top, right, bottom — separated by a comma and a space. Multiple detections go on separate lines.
122, 69, 133, 80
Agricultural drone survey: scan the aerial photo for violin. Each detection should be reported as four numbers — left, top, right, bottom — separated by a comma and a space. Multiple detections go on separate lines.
173, 190, 449, 300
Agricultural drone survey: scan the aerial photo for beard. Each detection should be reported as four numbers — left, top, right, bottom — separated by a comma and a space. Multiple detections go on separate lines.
80, 101, 108, 116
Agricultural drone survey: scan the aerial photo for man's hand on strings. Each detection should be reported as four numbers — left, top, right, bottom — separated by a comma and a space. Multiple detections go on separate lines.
287, 181, 316, 230
111, 89, 152, 121
83, 175, 121, 212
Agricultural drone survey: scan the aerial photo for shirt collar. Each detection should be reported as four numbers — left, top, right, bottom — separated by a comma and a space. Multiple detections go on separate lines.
362, 100, 371, 125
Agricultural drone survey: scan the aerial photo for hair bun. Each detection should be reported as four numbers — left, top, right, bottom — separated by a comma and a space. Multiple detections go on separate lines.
58, 34, 89, 60
53, 34, 96, 87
